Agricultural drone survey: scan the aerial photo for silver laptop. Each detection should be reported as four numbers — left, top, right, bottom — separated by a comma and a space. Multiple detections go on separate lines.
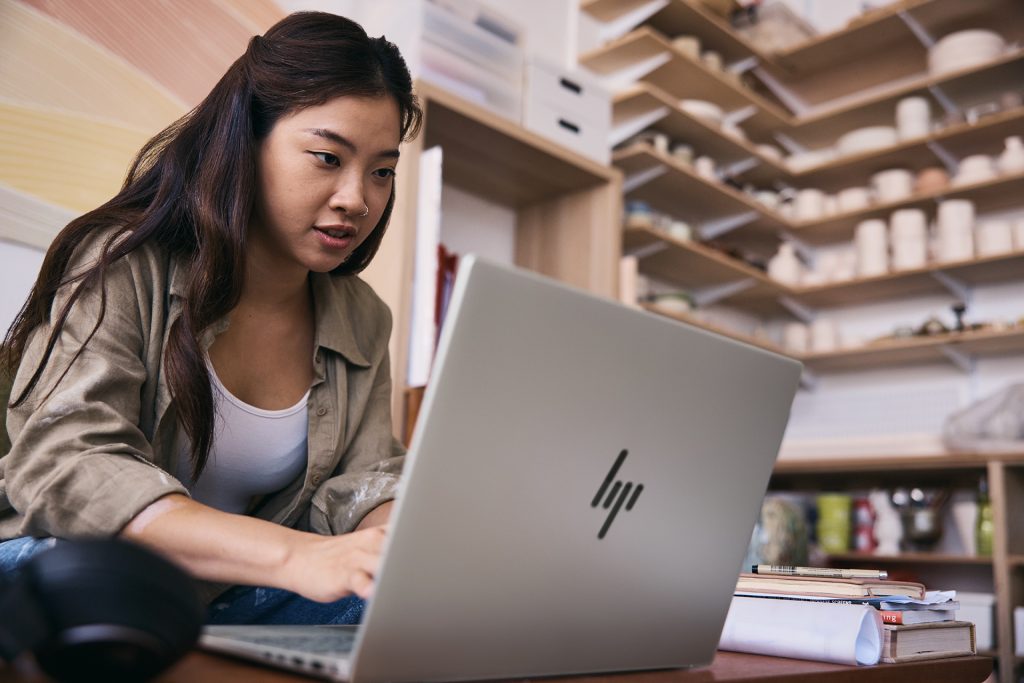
201, 256, 802, 682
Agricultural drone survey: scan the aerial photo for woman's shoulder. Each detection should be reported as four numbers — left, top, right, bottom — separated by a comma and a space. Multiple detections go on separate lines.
65, 226, 176, 291
314, 273, 393, 346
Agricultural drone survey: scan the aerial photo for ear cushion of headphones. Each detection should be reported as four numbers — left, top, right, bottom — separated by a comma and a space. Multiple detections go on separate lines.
25, 539, 203, 683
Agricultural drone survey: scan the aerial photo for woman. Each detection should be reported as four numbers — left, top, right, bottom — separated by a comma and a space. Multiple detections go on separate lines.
0, 11, 422, 625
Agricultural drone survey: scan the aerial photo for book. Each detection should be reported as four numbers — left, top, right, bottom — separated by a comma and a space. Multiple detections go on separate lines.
735, 572, 926, 600
881, 620, 976, 663
878, 609, 956, 625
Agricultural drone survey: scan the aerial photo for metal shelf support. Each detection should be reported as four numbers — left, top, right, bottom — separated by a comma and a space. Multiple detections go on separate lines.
774, 131, 807, 155
926, 140, 960, 175
939, 345, 976, 374
624, 164, 668, 193
723, 105, 757, 127
610, 106, 669, 147
927, 84, 961, 118
778, 230, 817, 267
625, 240, 670, 260
897, 10, 936, 49
698, 211, 759, 240
779, 296, 817, 323
931, 270, 972, 303
753, 66, 808, 117
692, 278, 756, 307
727, 56, 758, 75
722, 156, 759, 179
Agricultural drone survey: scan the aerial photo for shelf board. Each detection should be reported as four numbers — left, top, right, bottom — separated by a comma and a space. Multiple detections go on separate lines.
789, 107, 1024, 192
791, 248, 1024, 309
826, 551, 994, 565
791, 47, 1024, 142
614, 81, 788, 185
791, 168, 1024, 245
639, 302, 789, 357
614, 143, 787, 231
580, 27, 790, 139
1009, 555, 1024, 567
624, 226, 784, 315
800, 326, 1024, 373
773, 452, 1024, 474
416, 82, 617, 208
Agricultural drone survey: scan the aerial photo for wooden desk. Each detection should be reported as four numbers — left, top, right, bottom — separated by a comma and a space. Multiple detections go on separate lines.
152, 651, 992, 682
0, 651, 993, 682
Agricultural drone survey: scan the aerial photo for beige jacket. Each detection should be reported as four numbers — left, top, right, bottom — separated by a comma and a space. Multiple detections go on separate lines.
1, 234, 405, 589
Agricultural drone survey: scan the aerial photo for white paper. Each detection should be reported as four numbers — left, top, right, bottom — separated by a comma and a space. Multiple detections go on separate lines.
407, 146, 444, 387
719, 596, 883, 665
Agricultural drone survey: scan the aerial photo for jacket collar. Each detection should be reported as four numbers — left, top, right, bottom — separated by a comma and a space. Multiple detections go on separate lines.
168, 256, 371, 368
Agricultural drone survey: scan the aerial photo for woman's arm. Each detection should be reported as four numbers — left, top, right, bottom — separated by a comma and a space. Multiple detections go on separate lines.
122, 493, 386, 602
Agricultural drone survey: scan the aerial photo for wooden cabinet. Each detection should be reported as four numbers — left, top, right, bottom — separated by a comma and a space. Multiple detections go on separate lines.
362, 82, 622, 429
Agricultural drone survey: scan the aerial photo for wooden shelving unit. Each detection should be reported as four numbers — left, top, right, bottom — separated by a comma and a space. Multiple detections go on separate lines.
826, 551, 994, 566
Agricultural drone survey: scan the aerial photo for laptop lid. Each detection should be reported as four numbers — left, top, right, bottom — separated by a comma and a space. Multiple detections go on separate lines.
350, 256, 802, 682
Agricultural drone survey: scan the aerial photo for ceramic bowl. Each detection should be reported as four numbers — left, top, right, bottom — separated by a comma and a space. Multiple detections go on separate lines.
837, 126, 898, 156
680, 99, 724, 125
929, 30, 1005, 76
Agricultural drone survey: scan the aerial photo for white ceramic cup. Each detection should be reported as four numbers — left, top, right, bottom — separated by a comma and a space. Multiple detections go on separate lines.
837, 186, 872, 212
890, 209, 928, 270
810, 318, 840, 353
694, 155, 716, 179
896, 96, 931, 140
871, 168, 914, 203
768, 243, 802, 286
794, 188, 826, 221
976, 220, 1014, 256
855, 219, 889, 277
890, 208, 927, 240
997, 135, 1024, 174
783, 322, 809, 353
936, 199, 975, 261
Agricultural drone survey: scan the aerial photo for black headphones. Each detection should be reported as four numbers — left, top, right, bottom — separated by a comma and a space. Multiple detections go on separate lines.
0, 538, 203, 682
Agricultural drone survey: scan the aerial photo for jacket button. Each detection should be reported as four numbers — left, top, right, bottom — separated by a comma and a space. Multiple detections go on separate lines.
317, 407, 327, 416
311, 473, 321, 485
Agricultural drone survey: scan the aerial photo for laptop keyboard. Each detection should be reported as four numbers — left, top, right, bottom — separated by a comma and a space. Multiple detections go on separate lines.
213, 626, 358, 656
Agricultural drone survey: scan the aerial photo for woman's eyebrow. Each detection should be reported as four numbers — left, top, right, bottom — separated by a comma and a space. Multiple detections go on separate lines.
304, 128, 400, 159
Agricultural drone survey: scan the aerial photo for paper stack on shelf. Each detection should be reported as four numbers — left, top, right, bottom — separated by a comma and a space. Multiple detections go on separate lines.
881, 621, 976, 663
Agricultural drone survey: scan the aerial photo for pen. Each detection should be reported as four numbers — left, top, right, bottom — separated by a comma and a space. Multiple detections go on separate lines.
751, 565, 888, 580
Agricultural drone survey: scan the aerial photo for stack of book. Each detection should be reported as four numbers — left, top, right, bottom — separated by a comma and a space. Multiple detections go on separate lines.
720, 566, 976, 665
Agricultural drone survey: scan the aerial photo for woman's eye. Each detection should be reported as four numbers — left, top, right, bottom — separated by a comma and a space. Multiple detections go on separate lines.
312, 151, 340, 166
373, 168, 396, 180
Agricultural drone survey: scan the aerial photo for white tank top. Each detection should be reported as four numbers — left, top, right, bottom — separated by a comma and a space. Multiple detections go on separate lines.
175, 363, 310, 514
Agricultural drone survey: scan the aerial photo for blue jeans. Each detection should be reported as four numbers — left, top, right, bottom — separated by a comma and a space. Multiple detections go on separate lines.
0, 536, 365, 625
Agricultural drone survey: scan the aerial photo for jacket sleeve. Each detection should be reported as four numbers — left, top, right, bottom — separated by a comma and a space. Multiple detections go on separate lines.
308, 328, 406, 536
4, 249, 188, 538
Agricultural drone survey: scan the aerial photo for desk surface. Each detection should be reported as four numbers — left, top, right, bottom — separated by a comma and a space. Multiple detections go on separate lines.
0, 651, 993, 683
152, 651, 992, 683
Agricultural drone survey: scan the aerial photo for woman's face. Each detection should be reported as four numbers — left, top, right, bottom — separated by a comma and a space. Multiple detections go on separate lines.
251, 94, 402, 277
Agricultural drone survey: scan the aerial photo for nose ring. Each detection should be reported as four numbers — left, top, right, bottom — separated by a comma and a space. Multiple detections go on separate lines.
356, 205, 369, 217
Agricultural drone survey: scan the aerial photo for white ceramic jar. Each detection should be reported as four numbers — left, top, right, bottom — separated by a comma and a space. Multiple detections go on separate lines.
794, 188, 826, 222
810, 317, 840, 353
855, 219, 889, 277
896, 96, 931, 140
890, 209, 928, 270
997, 136, 1024, 175
768, 242, 802, 286
871, 168, 914, 203
936, 199, 975, 262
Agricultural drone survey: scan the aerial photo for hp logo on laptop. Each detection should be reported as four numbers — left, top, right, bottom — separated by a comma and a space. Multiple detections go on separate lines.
591, 449, 643, 539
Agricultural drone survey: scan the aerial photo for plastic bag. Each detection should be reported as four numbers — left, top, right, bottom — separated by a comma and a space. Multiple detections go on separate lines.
942, 383, 1024, 452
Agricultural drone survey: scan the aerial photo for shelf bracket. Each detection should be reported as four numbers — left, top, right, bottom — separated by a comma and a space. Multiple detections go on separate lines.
611, 105, 670, 147
799, 368, 819, 392
939, 345, 976, 374
623, 164, 667, 193
897, 10, 936, 49
753, 65, 808, 117
931, 270, 972, 304
723, 105, 758, 127
727, 56, 759, 75
779, 296, 817, 323
927, 84, 960, 117
698, 211, 759, 240
597, 52, 672, 93
692, 278, 756, 307
722, 156, 759, 179
773, 132, 807, 155
777, 230, 817, 267
625, 240, 670, 260
926, 140, 960, 176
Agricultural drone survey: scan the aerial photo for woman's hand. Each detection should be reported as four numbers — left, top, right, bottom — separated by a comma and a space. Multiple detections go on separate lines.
279, 526, 387, 602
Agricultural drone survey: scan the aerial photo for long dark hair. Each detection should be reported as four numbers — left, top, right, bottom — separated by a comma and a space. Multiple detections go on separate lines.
1, 12, 422, 478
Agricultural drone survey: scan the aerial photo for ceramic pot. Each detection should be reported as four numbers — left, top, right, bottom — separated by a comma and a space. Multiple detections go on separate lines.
954, 154, 997, 186
936, 199, 975, 262
997, 136, 1024, 174
855, 219, 888, 277
915, 166, 949, 194
794, 188, 826, 221
896, 96, 931, 140
871, 168, 914, 203
977, 220, 1014, 256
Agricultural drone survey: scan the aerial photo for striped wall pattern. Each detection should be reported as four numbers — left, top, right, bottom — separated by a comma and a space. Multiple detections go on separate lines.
0, 0, 285, 248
